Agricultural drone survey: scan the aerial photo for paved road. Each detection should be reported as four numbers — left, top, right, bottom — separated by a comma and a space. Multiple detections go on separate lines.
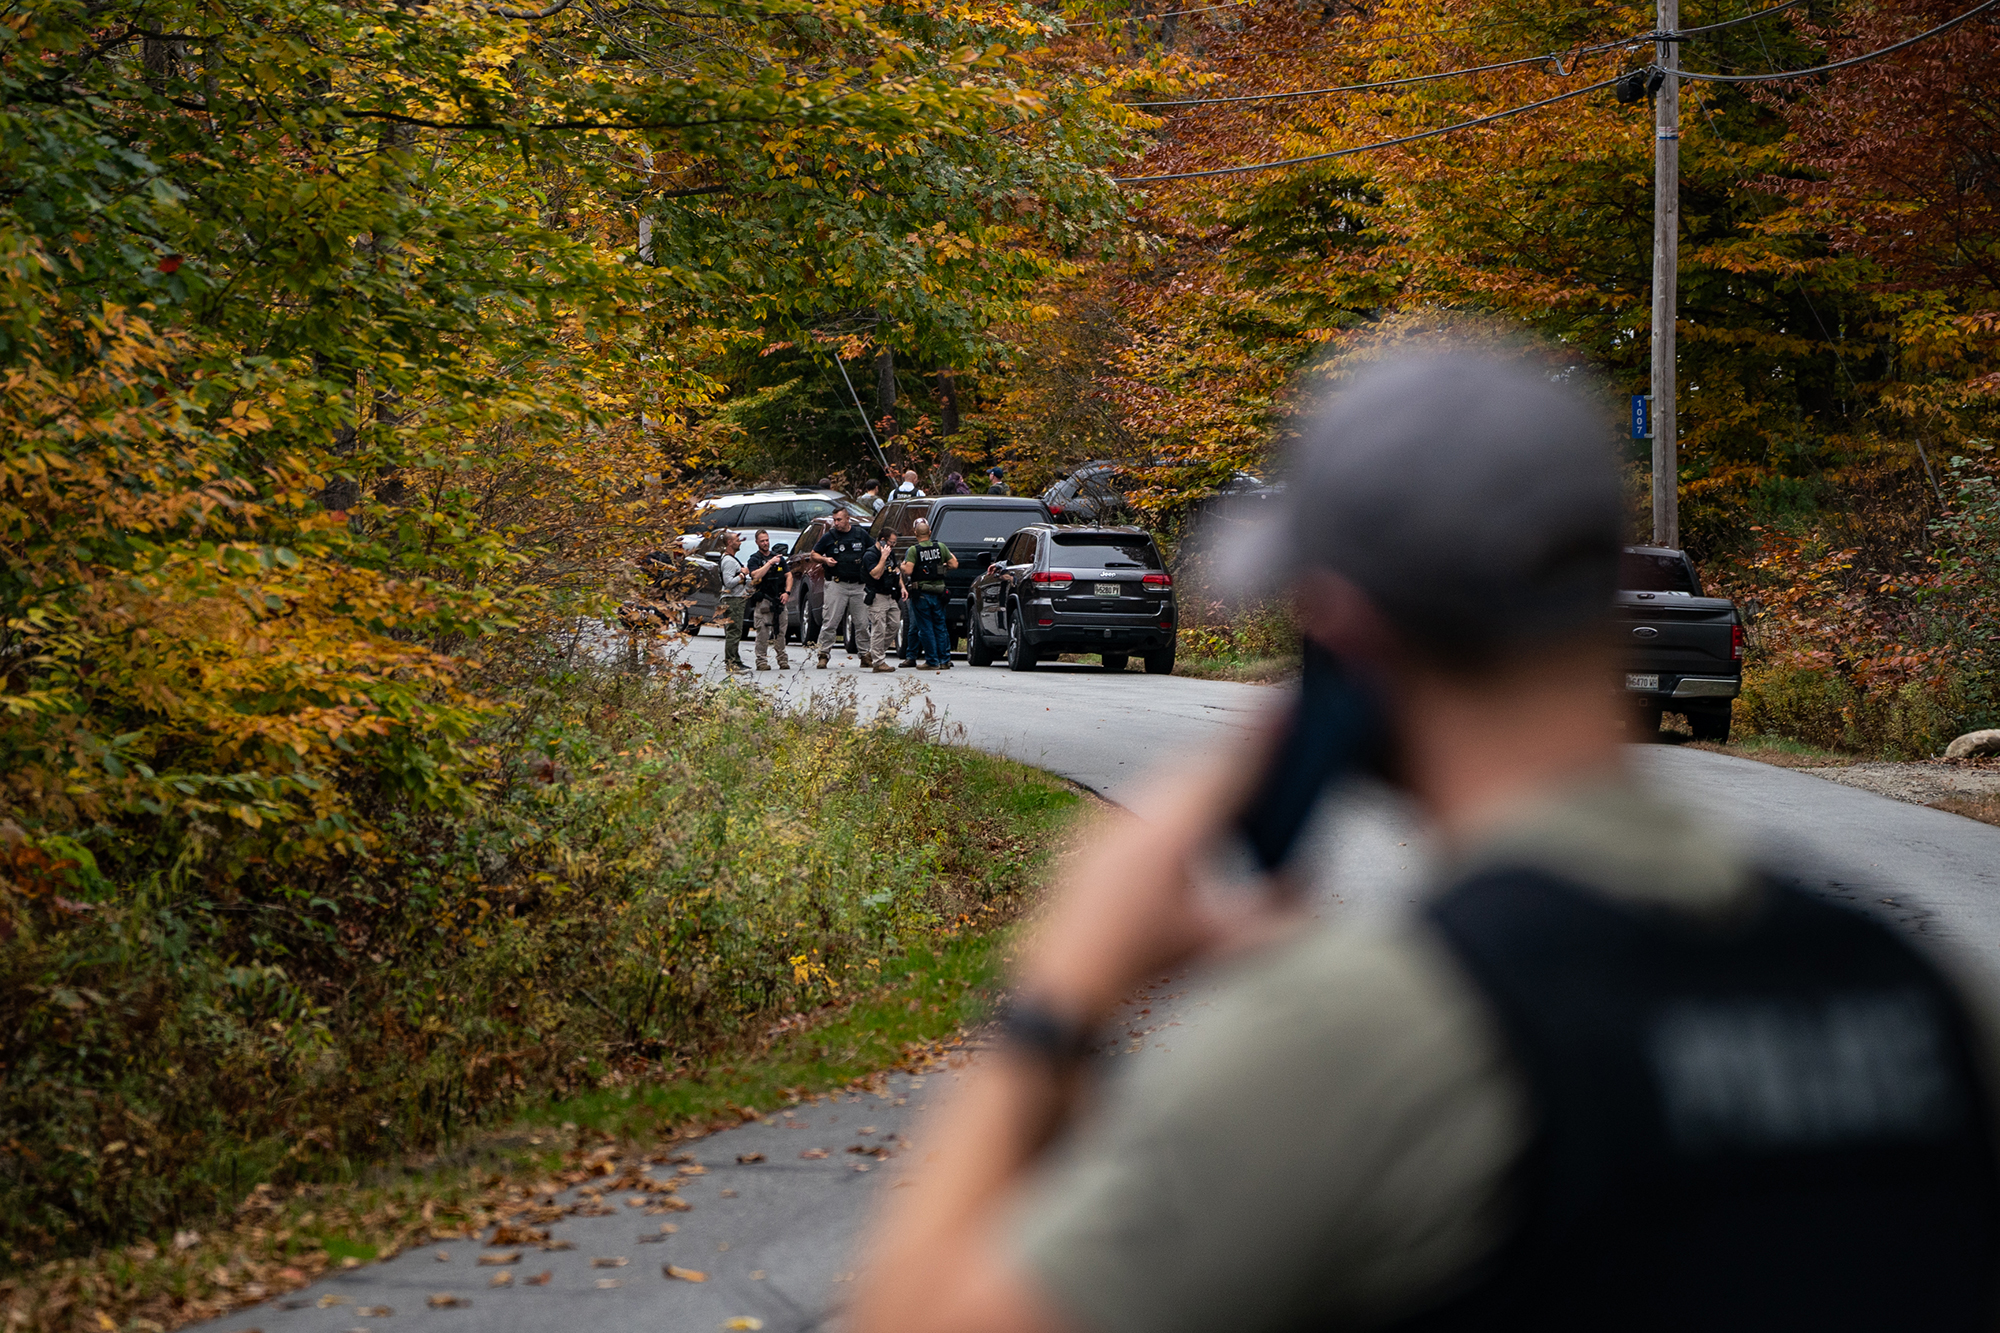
201, 630, 2000, 1333
653, 627, 1275, 808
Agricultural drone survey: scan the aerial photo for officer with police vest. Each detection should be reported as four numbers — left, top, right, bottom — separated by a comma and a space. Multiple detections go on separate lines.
900, 518, 957, 670
854, 349, 2000, 1333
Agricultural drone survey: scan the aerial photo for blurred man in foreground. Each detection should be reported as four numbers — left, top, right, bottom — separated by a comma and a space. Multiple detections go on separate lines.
855, 350, 2000, 1333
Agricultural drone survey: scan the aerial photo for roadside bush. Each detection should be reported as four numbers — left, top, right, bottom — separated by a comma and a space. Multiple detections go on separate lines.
1737, 664, 1975, 758
1174, 598, 1299, 679
1736, 666, 1858, 752
0, 668, 1069, 1266
1721, 451, 2000, 758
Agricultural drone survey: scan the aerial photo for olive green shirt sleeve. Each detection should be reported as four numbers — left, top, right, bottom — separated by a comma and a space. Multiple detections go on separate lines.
1007, 925, 1532, 1333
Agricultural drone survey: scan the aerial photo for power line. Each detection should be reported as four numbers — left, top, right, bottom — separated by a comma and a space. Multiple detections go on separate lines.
1674, 0, 1998, 81
1676, 0, 1804, 38
831, 353, 894, 477
1114, 0, 1987, 184
1124, 0, 1803, 108
1112, 77, 1617, 181
1127, 50, 1597, 107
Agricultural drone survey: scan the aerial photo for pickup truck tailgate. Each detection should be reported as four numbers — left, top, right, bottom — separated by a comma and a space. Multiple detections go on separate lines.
1616, 593, 1737, 676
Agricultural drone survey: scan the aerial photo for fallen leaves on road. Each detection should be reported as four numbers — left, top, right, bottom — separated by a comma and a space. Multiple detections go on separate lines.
664, 1265, 708, 1283
525, 1272, 553, 1287
477, 1251, 520, 1266
846, 1144, 890, 1159
677, 1164, 707, 1176
595, 1279, 622, 1289
646, 1197, 694, 1213
433, 1250, 451, 1263
490, 1223, 548, 1246
543, 1238, 577, 1250
798, 1149, 829, 1159
735, 1152, 765, 1164
488, 1271, 513, 1288
357, 1306, 394, 1316
427, 1293, 468, 1308
316, 1294, 349, 1308
590, 1257, 629, 1268
725, 1319, 765, 1330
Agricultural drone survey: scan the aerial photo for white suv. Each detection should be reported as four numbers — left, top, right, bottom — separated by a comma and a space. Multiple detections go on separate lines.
679, 488, 873, 553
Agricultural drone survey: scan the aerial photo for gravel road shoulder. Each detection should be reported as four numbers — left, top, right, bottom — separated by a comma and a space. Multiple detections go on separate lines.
1690, 741, 2000, 828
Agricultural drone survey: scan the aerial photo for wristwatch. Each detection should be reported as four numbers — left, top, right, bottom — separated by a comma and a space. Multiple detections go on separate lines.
995, 996, 1094, 1069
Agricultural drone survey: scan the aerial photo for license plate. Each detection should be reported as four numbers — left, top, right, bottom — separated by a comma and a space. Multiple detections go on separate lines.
1094, 582, 1121, 597
1625, 673, 1660, 691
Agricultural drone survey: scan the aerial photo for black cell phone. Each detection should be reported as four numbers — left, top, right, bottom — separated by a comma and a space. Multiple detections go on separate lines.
1235, 641, 1389, 875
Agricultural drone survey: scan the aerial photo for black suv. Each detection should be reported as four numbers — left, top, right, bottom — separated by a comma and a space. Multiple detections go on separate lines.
965, 524, 1176, 672
871, 495, 1053, 648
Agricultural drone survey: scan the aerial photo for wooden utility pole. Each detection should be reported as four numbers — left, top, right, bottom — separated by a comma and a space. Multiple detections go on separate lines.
1650, 0, 1681, 548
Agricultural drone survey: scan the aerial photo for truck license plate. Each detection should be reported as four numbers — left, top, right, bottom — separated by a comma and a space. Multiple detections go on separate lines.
1094, 583, 1121, 597
1625, 673, 1659, 691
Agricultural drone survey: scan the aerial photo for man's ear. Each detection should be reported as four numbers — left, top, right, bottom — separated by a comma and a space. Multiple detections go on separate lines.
1293, 569, 1399, 667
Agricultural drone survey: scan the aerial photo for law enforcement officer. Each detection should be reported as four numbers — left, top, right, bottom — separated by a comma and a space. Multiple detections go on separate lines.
746, 528, 792, 671
811, 507, 875, 669
714, 530, 749, 675
866, 534, 909, 672
855, 349, 2000, 1333
899, 518, 956, 670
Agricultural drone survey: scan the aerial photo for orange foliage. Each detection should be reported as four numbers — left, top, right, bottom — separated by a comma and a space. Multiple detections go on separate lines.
0, 263, 505, 858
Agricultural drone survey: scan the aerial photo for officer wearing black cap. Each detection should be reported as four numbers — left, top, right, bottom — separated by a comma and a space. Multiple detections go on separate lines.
854, 347, 2000, 1333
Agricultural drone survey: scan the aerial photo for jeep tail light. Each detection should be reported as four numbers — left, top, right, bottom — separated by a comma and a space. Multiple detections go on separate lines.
1142, 572, 1172, 588
1031, 571, 1073, 587
1159, 621, 1172, 630
1048, 503, 1064, 515
1037, 616, 1054, 626
1732, 623, 1745, 662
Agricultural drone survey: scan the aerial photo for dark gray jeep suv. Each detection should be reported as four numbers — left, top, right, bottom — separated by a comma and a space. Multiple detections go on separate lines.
965, 524, 1177, 673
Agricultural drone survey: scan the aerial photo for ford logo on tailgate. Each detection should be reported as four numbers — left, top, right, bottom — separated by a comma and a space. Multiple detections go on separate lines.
1632, 626, 1660, 639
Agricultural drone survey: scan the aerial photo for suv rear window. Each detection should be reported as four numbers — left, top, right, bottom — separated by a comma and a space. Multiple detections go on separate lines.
697, 504, 744, 530
934, 508, 1035, 548
1051, 534, 1160, 569
738, 501, 791, 526
1620, 551, 1699, 594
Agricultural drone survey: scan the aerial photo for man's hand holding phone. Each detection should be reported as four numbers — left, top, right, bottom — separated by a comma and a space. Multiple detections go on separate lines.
1013, 718, 1296, 1026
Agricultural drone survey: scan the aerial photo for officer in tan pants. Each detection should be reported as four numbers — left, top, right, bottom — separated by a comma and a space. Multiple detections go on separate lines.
746, 529, 792, 670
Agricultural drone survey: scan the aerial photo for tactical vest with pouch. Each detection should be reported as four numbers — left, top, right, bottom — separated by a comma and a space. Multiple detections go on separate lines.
1401, 868, 2000, 1333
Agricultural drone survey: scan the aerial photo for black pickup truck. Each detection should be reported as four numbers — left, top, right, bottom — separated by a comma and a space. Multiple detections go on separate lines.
1619, 545, 1744, 742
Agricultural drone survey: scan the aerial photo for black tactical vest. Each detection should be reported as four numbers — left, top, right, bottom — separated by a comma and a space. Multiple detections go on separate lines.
1402, 868, 2000, 1333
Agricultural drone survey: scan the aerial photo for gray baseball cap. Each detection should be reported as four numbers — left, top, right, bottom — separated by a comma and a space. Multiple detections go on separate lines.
1233, 348, 1625, 658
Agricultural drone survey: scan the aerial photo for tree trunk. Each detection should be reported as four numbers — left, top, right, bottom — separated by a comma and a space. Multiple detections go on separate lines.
937, 370, 960, 436
876, 346, 897, 437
